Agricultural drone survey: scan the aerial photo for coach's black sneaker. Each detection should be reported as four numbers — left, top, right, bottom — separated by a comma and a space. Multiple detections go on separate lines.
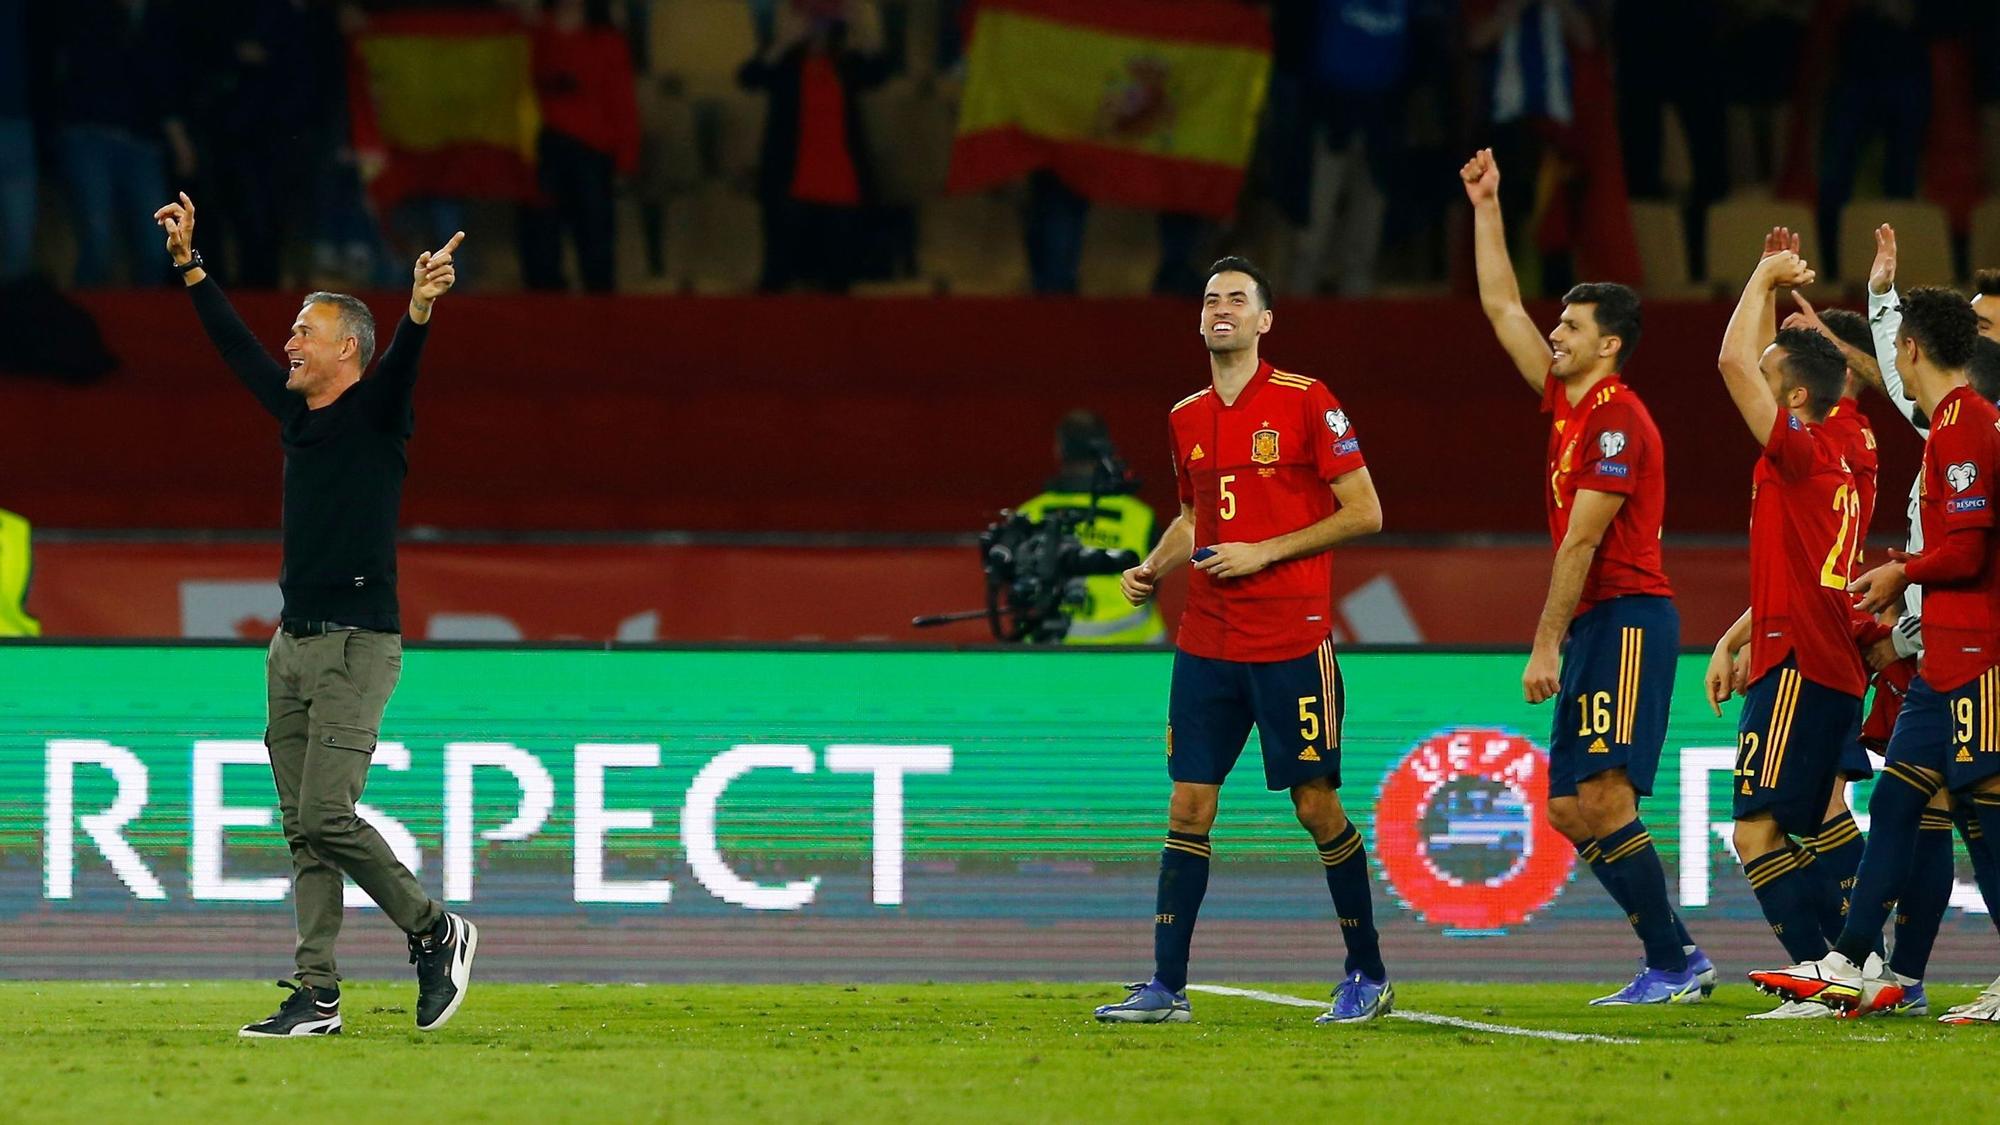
239, 980, 341, 1038
410, 911, 478, 1031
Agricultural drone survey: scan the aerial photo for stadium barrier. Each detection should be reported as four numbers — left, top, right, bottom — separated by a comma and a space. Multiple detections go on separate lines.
25, 539, 1758, 644
5, 293, 1923, 536
4, 644, 1991, 982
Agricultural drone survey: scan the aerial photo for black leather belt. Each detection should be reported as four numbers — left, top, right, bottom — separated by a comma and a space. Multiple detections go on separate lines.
280, 618, 359, 638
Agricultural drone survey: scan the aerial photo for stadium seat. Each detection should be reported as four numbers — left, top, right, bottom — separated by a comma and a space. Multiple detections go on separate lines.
665, 184, 763, 293
1627, 200, 1696, 296
1969, 197, 2000, 276
1079, 205, 1158, 297
1703, 196, 1816, 289
919, 192, 1028, 294
653, 0, 760, 96
860, 79, 957, 206
1839, 199, 1952, 289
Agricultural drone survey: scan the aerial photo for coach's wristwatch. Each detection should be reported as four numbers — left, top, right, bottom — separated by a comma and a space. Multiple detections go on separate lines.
174, 250, 204, 274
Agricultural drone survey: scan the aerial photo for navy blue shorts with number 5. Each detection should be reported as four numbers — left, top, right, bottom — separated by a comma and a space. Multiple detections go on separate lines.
1548, 595, 1679, 800
1168, 637, 1344, 791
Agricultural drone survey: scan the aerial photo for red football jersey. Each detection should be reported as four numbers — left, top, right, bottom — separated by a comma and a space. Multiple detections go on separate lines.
1170, 362, 1367, 662
1543, 375, 1674, 614
1820, 397, 1879, 545
1747, 415, 1867, 696
1914, 386, 2000, 691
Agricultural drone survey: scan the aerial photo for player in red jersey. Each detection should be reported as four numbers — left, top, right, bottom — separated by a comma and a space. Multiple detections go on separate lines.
1700, 244, 1867, 1019
1094, 256, 1391, 1026
1462, 147, 1711, 1004
1753, 288, 2000, 1019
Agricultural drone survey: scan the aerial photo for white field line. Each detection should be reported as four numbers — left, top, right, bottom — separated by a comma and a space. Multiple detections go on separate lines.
1185, 984, 1641, 1045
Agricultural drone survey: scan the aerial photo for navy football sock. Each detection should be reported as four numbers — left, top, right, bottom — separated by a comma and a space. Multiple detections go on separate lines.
1577, 836, 1697, 950
1319, 824, 1386, 981
1956, 806, 2000, 938
1806, 810, 1871, 950
1889, 812, 1957, 981
1152, 831, 1211, 993
1833, 764, 1938, 966
1969, 793, 2000, 926
1744, 844, 1831, 963
1596, 819, 1687, 972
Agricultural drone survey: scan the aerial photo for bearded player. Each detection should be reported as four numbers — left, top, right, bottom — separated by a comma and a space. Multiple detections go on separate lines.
1093, 256, 1391, 1026
1462, 148, 1713, 1004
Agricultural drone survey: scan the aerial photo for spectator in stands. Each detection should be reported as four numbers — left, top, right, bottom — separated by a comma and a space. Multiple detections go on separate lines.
1718, 1, 1810, 193
0, 0, 35, 281
1463, 0, 1596, 291
49, 0, 198, 286
202, 0, 342, 289
1611, 0, 1727, 279
1817, 0, 1936, 279
1282, 0, 1412, 297
739, 0, 895, 293
519, 0, 641, 293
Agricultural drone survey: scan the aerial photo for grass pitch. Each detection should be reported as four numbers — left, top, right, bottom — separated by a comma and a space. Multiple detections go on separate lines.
2, 980, 1987, 1123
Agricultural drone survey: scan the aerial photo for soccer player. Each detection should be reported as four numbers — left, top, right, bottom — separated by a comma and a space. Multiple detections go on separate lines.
154, 193, 478, 1037
1093, 256, 1390, 1025
1701, 246, 1866, 1020
1751, 288, 2000, 1020
1461, 148, 1712, 1004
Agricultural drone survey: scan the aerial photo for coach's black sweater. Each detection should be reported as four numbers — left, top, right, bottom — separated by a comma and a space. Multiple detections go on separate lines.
188, 278, 427, 631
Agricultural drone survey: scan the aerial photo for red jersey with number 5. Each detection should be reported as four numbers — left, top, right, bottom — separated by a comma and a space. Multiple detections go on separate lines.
1748, 414, 1867, 696
1544, 375, 1673, 614
1915, 387, 2000, 690
1170, 362, 1367, 662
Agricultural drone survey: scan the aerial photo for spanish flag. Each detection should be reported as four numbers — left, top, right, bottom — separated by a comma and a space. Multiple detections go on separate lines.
348, 11, 541, 213
948, 0, 1272, 219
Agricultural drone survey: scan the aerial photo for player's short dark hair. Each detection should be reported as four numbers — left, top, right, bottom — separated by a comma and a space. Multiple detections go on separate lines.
303, 291, 377, 371
1971, 338, 2000, 403
1897, 286, 1980, 370
1773, 326, 1846, 418
1817, 307, 1873, 358
1975, 270, 2000, 298
1206, 256, 1273, 311
1560, 282, 1642, 369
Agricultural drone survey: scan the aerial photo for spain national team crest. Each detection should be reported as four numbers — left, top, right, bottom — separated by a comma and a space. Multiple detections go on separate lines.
1251, 429, 1280, 465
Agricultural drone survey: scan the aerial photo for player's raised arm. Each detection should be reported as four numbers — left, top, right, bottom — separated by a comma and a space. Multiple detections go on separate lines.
1719, 249, 1815, 443
1523, 488, 1625, 703
1461, 148, 1553, 394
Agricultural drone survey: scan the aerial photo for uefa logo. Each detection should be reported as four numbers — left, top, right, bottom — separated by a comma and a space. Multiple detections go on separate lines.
1373, 727, 1574, 933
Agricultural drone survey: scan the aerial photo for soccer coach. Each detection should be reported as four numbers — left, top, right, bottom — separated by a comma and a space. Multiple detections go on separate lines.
153, 193, 477, 1038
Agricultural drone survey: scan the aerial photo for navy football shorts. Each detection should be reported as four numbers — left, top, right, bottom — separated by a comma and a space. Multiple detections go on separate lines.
1838, 710, 1875, 781
1167, 636, 1344, 792
1733, 656, 1861, 836
1881, 668, 2000, 793
1548, 595, 1679, 800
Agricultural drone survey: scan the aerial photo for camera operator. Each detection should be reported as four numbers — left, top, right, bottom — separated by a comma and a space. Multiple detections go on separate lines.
1014, 411, 1165, 644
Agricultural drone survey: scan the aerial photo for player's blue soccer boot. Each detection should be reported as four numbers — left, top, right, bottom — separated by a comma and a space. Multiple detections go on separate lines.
1687, 947, 1717, 998
1093, 979, 1192, 1023
1878, 982, 1929, 1017
1589, 964, 1704, 1006
1315, 971, 1394, 1025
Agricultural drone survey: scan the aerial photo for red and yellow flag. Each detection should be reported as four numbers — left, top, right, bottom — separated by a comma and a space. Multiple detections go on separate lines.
349, 11, 541, 212
948, 0, 1272, 218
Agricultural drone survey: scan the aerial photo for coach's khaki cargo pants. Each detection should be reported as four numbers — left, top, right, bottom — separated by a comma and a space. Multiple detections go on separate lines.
265, 628, 441, 988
